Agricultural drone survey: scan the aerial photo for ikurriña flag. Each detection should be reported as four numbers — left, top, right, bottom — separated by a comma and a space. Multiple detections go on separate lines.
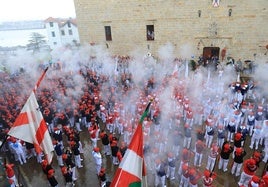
8, 91, 54, 163
110, 102, 151, 187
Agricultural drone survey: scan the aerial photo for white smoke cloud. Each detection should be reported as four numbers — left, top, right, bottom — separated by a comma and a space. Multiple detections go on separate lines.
2, 42, 266, 179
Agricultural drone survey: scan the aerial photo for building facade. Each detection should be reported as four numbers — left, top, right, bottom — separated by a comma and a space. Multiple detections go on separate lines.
73, 0, 268, 61
44, 17, 80, 50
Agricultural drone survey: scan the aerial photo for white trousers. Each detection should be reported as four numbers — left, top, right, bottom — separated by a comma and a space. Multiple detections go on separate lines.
166, 166, 175, 179
218, 157, 229, 171
206, 156, 216, 171
231, 162, 242, 176
194, 152, 203, 167
155, 174, 166, 187
238, 171, 253, 186
180, 175, 189, 187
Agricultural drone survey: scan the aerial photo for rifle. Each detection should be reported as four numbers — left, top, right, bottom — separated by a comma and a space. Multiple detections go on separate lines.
211, 149, 220, 173
262, 160, 268, 177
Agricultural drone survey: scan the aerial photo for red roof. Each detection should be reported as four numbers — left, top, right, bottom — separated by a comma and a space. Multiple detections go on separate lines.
44, 17, 77, 27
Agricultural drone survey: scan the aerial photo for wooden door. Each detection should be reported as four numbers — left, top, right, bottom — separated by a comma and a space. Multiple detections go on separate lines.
203, 47, 220, 62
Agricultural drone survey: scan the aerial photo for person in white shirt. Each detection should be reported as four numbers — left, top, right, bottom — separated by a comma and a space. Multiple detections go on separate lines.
92, 147, 102, 174
249, 124, 262, 150
247, 111, 255, 136
206, 144, 219, 171
13, 140, 27, 165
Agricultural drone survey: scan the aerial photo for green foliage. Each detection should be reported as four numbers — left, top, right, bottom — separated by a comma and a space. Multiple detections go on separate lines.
27, 32, 47, 52
190, 60, 197, 71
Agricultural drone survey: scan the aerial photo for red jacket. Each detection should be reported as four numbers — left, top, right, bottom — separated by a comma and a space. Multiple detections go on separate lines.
196, 140, 206, 153
189, 169, 201, 185
5, 164, 15, 178
243, 159, 257, 175
181, 149, 193, 162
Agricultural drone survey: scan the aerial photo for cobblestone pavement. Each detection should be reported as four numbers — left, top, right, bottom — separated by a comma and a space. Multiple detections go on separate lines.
1, 124, 267, 187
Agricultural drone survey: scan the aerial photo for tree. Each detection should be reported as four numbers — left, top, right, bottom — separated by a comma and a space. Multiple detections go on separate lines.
27, 32, 47, 52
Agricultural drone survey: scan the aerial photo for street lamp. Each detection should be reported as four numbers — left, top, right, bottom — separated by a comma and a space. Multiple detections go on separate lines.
228, 9, 232, 17
198, 10, 201, 18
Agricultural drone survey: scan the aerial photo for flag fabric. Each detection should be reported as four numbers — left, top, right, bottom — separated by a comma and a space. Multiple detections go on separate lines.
8, 91, 54, 163
110, 102, 151, 187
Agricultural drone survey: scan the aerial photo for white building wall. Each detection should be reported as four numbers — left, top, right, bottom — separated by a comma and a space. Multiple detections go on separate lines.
45, 19, 80, 50
60, 23, 80, 46
45, 22, 62, 49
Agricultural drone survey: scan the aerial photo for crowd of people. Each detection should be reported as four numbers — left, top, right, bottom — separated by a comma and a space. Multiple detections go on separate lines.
0, 51, 268, 187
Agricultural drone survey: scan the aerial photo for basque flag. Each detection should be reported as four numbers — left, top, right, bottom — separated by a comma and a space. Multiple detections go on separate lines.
110, 102, 151, 187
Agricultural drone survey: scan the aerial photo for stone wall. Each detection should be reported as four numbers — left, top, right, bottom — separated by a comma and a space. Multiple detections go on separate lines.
73, 0, 268, 60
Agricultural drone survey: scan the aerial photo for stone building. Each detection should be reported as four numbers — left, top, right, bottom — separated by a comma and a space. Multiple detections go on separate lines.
73, 0, 268, 61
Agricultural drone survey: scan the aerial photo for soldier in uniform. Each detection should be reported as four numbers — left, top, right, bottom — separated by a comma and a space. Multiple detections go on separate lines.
247, 111, 256, 136
98, 167, 107, 187
61, 166, 75, 187
5, 163, 19, 187
231, 147, 247, 177
92, 147, 102, 175
99, 130, 111, 156
154, 158, 167, 187
194, 140, 206, 167
217, 125, 226, 148
238, 158, 258, 186
218, 141, 233, 172
183, 124, 192, 149
166, 152, 176, 180
179, 163, 189, 187
47, 169, 59, 187
188, 166, 202, 187
233, 132, 244, 158
202, 169, 217, 187
206, 144, 219, 171
178, 148, 193, 175
205, 122, 215, 148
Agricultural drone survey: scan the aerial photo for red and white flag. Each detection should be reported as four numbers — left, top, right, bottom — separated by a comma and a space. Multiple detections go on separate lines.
110, 103, 150, 187
8, 91, 54, 163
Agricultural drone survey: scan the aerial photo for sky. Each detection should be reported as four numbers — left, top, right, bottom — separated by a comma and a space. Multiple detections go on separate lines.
0, 0, 76, 22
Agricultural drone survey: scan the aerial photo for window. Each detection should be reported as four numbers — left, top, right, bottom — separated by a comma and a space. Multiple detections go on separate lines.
146, 25, 154, 41
68, 29, 73, 35
51, 31, 55, 37
67, 22, 71, 28
105, 26, 112, 41
49, 22, 54, 27
61, 30, 65, 36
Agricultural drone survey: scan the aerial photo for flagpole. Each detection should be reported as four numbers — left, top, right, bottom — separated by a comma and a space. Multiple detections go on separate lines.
0, 135, 8, 150
0, 67, 49, 150
140, 101, 151, 187
33, 66, 49, 93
